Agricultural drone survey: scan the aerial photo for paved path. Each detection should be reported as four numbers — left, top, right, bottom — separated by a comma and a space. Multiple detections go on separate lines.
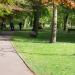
0, 31, 34, 75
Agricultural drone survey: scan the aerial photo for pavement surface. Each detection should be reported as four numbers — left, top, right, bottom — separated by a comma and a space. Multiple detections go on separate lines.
0, 31, 34, 75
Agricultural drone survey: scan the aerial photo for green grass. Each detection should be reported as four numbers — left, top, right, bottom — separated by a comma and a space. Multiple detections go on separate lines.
12, 30, 75, 75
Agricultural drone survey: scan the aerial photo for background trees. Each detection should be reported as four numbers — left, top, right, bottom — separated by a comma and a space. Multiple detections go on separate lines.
0, 0, 75, 43
42, 0, 75, 43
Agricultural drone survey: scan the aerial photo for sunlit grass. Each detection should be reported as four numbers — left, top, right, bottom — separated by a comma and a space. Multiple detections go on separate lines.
12, 30, 75, 75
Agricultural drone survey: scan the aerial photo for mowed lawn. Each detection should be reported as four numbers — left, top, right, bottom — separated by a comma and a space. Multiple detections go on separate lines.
12, 30, 75, 75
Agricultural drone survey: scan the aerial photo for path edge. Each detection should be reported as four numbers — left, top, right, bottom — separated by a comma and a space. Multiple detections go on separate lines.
10, 40, 36, 75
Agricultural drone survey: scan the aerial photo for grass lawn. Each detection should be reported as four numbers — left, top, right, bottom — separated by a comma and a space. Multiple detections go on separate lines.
12, 30, 75, 75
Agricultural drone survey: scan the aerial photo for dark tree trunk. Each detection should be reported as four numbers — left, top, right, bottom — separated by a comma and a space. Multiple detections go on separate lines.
32, 10, 39, 34
1, 17, 6, 30
19, 22, 22, 31
50, 4, 57, 43
10, 16, 14, 31
63, 13, 69, 31
31, 1, 41, 37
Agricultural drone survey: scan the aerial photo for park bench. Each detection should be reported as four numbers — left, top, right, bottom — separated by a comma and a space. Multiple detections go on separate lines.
68, 28, 75, 32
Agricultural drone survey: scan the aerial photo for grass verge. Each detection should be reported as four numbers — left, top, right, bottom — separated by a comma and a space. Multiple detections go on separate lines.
12, 30, 75, 75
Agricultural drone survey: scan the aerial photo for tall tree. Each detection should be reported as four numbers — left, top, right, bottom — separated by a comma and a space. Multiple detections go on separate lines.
50, 3, 57, 43
42, 0, 75, 43
63, 12, 69, 31
32, 0, 41, 36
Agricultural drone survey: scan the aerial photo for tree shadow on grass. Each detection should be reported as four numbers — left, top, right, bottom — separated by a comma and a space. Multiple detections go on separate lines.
12, 30, 75, 43
57, 31, 75, 43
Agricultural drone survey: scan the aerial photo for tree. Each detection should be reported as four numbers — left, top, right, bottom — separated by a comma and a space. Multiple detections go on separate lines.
50, 3, 57, 43
63, 11, 69, 31
58, 5, 70, 31
32, 1, 41, 36
42, 0, 75, 43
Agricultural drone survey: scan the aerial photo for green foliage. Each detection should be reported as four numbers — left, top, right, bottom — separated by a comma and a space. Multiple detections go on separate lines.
57, 4, 75, 28
0, 0, 15, 17
40, 6, 52, 25
0, 4, 12, 17
15, 0, 31, 8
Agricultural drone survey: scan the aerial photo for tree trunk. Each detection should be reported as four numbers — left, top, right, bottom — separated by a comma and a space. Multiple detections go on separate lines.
63, 13, 69, 31
32, 10, 39, 34
31, 1, 41, 37
10, 15, 14, 31
50, 4, 57, 43
1, 17, 6, 30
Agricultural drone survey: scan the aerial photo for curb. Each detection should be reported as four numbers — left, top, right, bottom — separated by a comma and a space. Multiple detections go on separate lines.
10, 40, 36, 75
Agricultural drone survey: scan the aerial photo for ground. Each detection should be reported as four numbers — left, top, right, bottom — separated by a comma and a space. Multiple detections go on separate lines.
0, 31, 34, 75
12, 30, 75, 75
